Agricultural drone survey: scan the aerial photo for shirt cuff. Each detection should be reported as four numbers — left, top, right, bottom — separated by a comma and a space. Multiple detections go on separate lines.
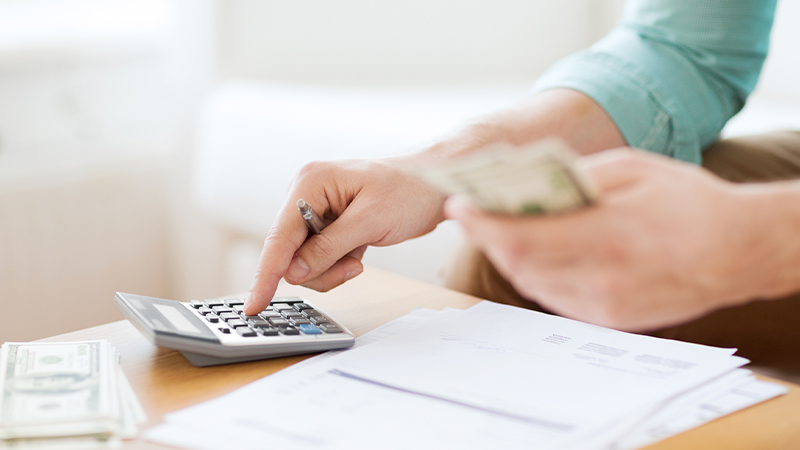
531, 50, 701, 164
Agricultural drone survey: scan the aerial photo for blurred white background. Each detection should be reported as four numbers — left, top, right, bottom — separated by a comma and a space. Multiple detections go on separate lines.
0, 0, 797, 342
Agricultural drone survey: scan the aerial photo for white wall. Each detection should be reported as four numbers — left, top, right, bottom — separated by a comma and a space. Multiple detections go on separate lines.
754, 0, 800, 101
0, 0, 218, 343
216, 0, 624, 85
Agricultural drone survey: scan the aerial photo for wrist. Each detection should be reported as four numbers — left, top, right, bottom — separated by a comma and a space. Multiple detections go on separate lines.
731, 181, 800, 300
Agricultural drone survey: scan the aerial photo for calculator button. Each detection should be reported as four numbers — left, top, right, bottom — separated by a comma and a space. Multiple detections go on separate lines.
218, 327, 231, 334
309, 316, 330, 325
224, 298, 244, 307
271, 304, 294, 311
232, 305, 245, 313
212, 306, 234, 314
290, 318, 311, 326
298, 324, 322, 334
219, 312, 240, 321
269, 318, 290, 327
247, 318, 270, 327
281, 311, 303, 318
319, 324, 343, 333
259, 312, 281, 319
272, 297, 302, 303
205, 314, 220, 323
301, 309, 319, 317
279, 326, 300, 335
243, 315, 262, 321
203, 299, 225, 308
227, 319, 248, 328
236, 327, 257, 337
258, 327, 280, 336
197, 307, 213, 316
190, 300, 204, 308
293, 302, 313, 311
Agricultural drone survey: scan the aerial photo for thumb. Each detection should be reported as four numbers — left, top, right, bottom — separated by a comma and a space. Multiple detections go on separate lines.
576, 148, 656, 194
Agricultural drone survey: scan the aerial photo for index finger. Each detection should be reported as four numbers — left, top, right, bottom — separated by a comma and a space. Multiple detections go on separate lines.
245, 198, 310, 315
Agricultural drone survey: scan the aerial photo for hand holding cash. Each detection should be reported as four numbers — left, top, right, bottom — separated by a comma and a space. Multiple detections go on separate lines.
412, 138, 598, 215
0, 341, 146, 449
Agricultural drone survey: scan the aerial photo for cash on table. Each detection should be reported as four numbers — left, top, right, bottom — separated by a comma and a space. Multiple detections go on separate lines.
0, 341, 146, 449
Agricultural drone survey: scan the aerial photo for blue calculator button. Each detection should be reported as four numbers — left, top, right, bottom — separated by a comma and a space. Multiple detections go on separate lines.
298, 324, 322, 335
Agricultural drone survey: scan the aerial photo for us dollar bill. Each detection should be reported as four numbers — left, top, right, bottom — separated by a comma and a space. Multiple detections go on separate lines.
413, 138, 598, 215
0, 341, 145, 448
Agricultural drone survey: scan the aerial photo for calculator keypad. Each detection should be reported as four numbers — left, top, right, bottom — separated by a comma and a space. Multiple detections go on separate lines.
193, 298, 347, 339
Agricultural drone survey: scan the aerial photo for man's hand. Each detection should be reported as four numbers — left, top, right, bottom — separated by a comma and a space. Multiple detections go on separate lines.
445, 149, 779, 332
244, 158, 446, 315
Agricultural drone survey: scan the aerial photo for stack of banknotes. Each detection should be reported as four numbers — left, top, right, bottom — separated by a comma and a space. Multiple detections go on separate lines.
413, 138, 598, 215
0, 341, 146, 449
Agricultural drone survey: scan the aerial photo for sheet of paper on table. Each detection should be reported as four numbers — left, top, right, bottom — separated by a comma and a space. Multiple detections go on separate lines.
145, 302, 787, 450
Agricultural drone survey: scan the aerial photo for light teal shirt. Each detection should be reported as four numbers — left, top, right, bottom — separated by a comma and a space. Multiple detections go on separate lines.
532, 0, 778, 163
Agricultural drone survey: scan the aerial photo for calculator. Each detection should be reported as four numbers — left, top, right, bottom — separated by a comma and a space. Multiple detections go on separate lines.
114, 293, 355, 367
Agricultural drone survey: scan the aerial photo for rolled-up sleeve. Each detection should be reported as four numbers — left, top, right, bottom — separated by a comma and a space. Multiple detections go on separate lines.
532, 0, 777, 163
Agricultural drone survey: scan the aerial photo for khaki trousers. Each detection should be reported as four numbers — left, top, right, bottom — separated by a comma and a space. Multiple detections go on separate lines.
444, 131, 800, 379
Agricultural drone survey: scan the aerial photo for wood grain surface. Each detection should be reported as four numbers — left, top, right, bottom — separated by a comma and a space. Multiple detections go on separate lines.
39, 267, 800, 450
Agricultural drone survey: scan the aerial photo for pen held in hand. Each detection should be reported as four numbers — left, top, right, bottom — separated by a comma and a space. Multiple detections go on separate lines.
297, 199, 326, 235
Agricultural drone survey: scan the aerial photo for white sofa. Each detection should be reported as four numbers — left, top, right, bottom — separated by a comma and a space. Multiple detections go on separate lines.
191, 81, 530, 289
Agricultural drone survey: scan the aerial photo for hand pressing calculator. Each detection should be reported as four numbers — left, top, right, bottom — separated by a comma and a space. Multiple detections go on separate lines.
115, 293, 355, 367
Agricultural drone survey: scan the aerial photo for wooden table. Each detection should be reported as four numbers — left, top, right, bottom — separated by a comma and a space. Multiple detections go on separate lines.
41, 268, 800, 449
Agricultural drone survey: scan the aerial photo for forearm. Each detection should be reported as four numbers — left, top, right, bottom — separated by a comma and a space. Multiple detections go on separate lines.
400, 88, 626, 166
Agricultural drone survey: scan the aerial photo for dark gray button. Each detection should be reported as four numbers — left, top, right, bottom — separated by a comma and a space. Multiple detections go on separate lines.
205, 314, 220, 323
319, 324, 343, 333
212, 306, 234, 314
236, 327, 257, 337
279, 326, 300, 335
227, 319, 248, 328
293, 302, 313, 311
301, 309, 319, 317
197, 307, 213, 315
310, 316, 330, 325
281, 311, 303, 318
247, 318, 270, 327
290, 318, 311, 326
243, 315, 262, 321
203, 299, 224, 308
271, 304, 294, 311
258, 327, 280, 336
218, 327, 231, 334
219, 312, 240, 321
224, 298, 245, 307
259, 312, 281, 319
190, 300, 204, 308
270, 318, 290, 326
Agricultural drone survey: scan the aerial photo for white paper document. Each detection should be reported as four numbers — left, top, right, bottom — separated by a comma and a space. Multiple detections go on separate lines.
145, 302, 787, 450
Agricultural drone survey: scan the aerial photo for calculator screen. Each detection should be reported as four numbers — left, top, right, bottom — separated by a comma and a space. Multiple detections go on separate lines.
154, 304, 203, 335
116, 293, 219, 342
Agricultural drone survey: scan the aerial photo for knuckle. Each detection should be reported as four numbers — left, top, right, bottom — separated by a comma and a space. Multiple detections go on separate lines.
601, 238, 630, 263
263, 224, 290, 248
295, 160, 333, 182
309, 233, 338, 263
497, 238, 528, 273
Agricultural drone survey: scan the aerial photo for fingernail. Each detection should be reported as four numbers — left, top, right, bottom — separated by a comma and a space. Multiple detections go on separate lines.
286, 255, 311, 282
344, 267, 363, 282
